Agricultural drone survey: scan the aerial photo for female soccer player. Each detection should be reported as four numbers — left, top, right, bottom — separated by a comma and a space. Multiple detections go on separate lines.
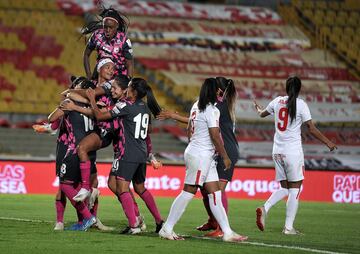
49, 78, 98, 231
86, 77, 163, 234
157, 77, 239, 237
158, 78, 247, 242
82, 7, 133, 79
253, 76, 337, 235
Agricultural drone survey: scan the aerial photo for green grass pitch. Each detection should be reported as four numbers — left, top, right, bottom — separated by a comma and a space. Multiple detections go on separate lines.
0, 194, 359, 254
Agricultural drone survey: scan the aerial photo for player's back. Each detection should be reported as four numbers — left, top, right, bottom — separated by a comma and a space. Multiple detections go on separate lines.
64, 101, 94, 149
116, 99, 150, 162
267, 96, 311, 154
188, 101, 219, 153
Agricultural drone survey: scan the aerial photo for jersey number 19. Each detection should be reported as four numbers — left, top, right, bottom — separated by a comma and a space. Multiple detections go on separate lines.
133, 113, 149, 139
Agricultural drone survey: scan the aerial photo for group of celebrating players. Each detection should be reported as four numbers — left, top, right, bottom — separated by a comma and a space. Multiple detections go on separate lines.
33, 6, 337, 243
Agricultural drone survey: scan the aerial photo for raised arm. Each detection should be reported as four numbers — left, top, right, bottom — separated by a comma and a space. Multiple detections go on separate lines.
209, 127, 231, 170
48, 107, 64, 123
126, 58, 134, 77
305, 120, 337, 151
254, 100, 271, 118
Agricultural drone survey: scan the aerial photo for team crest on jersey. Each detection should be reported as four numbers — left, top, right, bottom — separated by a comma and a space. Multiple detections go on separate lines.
113, 46, 119, 54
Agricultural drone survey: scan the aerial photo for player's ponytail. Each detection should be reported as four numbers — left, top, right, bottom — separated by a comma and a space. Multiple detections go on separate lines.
130, 78, 161, 117
198, 78, 217, 112
216, 77, 236, 123
286, 76, 301, 124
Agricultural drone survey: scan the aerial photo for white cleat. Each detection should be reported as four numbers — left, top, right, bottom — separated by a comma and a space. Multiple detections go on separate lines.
54, 222, 64, 231
223, 231, 248, 242
88, 188, 100, 209
94, 218, 114, 231
138, 215, 147, 231
256, 206, 266, 231
159, 227, 184, 240
282, 227, 302, 235
73, 188, 90, 202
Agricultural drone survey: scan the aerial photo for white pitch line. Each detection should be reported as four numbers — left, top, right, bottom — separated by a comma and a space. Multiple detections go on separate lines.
0, 216, 52, 224
190, 235, 348, 254
0, 217, 349, 254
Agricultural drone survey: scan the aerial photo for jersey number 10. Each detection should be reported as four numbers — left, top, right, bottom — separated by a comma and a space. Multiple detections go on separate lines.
277, 107, 288, 131
133, 113, 149, 139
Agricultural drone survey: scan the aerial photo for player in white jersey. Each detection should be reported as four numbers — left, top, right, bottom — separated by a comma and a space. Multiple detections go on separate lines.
159, 78, 247, 242
253, 76, 337, 235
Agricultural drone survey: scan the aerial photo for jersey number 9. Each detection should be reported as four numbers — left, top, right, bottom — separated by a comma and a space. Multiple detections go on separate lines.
277, 107, 288, 131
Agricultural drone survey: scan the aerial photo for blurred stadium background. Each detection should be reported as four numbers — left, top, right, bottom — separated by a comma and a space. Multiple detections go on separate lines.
0, 1, 359, 253
0, 0, 359, 171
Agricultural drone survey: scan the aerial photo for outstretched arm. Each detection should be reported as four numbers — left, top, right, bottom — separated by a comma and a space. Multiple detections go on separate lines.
157, 109, 189, 124
60, 99, 94, 117
305, 120, 337, 151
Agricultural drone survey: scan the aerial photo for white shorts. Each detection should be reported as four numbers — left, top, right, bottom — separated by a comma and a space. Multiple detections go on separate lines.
184, 151, 219, 186
273, 153, 305, 182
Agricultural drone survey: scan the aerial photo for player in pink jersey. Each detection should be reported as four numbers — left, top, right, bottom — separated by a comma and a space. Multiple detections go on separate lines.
82, 7, 133, 80
253, 76, 337, 234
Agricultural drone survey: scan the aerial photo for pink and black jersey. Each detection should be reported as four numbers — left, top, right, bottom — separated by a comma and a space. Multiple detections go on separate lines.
63, 102, 95, 155
87, 29, 133, 76
95, 81, 121, 133
110, 99, 151, 163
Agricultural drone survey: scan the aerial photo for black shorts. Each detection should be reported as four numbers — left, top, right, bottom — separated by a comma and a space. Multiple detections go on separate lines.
94, 127, 114, 148
59, 151, 97, 183
216, 155, 237, 182
56, 142, 68, 176
110, 159, 146, 184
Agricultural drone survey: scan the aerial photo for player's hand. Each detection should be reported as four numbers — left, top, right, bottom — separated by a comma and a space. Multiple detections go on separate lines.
223, 156, 232, 171
151, 159, 163, 170
60, 99, 75, 111
86, 88, 96, 100
327, 142, 337, 151
253, 100, 263, 112
156, 109, 175, 121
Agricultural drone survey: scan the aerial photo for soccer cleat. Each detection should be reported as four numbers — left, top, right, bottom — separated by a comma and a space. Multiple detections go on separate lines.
94, 218, 114, 231
32, 123, 57, 135
155, 220, 164, 233
223, 231, 248, 242
196, 219, 218, 231
78, 216, 96, 231
88, 188, 100, 209
65, 222, 83, 231
282, 227, 302, 235
138, 215, 146, 231
204, 226, 224, 238
120, 226, 141, 235
256, 206, 266, 231
73, 188, 91, 202
158, 227, 185, 240
54, 222, 64, 231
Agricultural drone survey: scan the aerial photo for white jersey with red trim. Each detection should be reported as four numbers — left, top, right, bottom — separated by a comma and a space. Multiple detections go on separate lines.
187, 101, 220, 154
265, 96, 312, 154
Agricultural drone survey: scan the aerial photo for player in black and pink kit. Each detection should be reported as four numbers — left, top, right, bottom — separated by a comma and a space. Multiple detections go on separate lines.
86, 77, 163, 234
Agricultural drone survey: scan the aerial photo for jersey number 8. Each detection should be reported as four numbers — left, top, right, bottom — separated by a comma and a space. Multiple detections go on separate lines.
133, 113, 149, 139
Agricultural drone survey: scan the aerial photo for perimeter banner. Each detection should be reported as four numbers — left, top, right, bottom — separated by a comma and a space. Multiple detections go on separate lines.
0, 161, 359, 203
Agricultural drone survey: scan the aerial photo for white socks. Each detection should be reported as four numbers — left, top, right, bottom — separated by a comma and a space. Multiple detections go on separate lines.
264, 188, 289, 213
163, 190, 194, 232
208, 190, 232, 236
285, 188, 300, 230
